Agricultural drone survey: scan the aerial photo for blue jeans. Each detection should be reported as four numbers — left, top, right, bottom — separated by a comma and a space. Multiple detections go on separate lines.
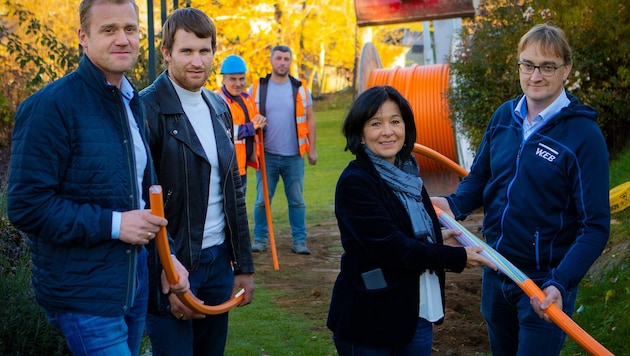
334, 318, 433, 355
146, 243, 234, 356
481, 268, 577, 355
46, 248, 148, 356
254, 152, 307, 245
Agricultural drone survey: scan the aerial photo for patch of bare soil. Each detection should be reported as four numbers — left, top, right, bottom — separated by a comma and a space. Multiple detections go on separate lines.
252, 211, 490, 355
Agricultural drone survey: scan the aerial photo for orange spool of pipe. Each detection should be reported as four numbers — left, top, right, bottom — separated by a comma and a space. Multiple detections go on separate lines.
368, 63, 456, 173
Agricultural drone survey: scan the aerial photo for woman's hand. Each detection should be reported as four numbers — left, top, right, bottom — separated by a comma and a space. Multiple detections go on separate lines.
463, 246, 497, 270
442, 228, 497, 270
442, 228, 463, 246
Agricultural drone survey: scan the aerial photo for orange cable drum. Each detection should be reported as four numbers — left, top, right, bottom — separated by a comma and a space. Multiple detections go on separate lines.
368, 64, 456, 173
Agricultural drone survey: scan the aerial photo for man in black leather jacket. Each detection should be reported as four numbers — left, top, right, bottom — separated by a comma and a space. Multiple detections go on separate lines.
140, 8, 255, 356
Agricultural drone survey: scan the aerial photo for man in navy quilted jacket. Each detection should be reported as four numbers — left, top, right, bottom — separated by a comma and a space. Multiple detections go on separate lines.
7, 1, 189, 355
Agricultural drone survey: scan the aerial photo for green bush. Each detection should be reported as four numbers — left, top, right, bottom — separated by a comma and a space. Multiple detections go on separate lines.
0, 217, 69, 355
449, 0, 630, 157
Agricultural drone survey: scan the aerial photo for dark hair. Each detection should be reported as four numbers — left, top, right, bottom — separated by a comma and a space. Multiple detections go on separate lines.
79, 0, 138, 34
271, 45, 292, 58
342, 85, 416, 160
161, 8, 216, 53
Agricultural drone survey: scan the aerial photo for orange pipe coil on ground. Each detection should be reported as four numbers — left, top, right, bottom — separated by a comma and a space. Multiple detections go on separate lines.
368, 63, 456, 173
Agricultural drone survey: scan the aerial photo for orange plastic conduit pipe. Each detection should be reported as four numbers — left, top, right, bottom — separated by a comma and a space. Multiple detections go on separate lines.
413, 143, 468, 178
149, 185, 245, 314
256, 129, 280, 270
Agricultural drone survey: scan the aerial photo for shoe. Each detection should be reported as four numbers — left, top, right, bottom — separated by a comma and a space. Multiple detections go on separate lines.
251, 241, 268, 252
291, 243, 311, 255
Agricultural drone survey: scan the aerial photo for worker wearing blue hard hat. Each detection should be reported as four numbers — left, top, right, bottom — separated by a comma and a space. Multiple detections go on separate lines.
216, 54, 267, 192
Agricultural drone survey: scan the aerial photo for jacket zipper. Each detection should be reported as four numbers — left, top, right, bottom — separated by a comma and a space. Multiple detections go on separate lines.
534, 229, 540, 270
182, 147, 195, 266
222, 148, 239, 271
112, 87, 138, 312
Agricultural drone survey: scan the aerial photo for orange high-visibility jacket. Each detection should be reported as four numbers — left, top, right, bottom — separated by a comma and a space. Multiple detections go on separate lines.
216, 87, 260, 176
250, 74, 310, 157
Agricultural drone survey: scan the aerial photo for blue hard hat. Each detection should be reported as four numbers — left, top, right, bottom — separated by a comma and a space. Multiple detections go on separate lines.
220, 54, 247, 74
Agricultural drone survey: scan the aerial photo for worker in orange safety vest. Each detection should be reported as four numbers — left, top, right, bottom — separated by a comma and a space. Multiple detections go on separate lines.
216, 54, 267, 192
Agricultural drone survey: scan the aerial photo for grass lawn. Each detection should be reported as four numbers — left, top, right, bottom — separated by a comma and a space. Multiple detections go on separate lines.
225, 94, 352, 355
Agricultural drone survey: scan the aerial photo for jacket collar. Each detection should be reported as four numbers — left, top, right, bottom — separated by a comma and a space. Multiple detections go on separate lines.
76, 55, 121, 94
151, 71, 186, 115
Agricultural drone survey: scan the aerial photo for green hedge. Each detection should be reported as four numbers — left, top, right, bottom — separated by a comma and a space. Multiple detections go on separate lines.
449, 0, 630, 157
0, 217, 69, 355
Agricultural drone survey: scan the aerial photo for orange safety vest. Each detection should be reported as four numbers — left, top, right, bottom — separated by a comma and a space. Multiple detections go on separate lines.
250, 75, 310, 157
216, 87, 260, 176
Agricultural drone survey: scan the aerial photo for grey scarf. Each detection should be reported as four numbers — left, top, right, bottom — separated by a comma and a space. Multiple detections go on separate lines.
365, 148, 435, 243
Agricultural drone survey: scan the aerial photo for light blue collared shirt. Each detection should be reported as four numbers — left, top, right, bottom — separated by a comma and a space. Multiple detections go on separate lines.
515, 89, 571, 140
112, 77, 148, 239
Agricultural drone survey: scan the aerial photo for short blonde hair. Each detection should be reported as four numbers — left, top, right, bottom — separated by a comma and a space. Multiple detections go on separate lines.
79, 0, 139, 34
518, 23, 572, 65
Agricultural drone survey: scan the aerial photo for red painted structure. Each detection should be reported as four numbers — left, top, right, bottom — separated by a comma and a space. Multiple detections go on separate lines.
355, 0, 475, 27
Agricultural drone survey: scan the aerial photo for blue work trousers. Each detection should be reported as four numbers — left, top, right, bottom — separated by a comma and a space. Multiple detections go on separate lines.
481, 268, 577, 355
254, 152, 307, 245
146, 243, 234, 356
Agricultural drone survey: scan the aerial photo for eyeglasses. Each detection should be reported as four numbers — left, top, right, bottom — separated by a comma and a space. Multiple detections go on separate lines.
517, 62, 565, 77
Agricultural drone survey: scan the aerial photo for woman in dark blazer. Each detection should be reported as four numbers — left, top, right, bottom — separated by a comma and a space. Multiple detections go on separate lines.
327, 85, 495, 355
